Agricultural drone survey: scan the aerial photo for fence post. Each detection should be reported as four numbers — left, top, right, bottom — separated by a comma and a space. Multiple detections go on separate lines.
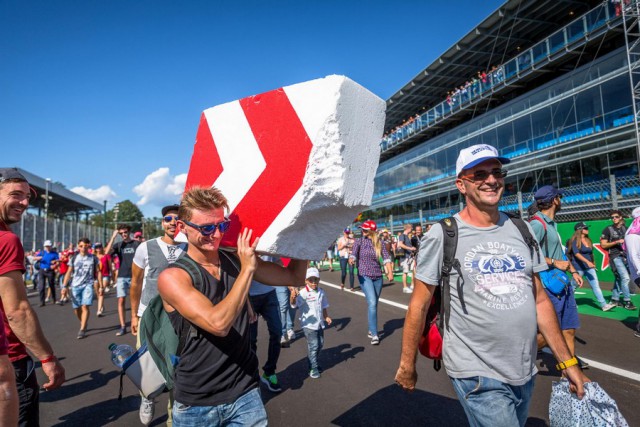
610, 174, 618, 210
419, 209, 423, 226
32, 215, 36, 252
389, 214, 394, 235
517, 191, 523, 217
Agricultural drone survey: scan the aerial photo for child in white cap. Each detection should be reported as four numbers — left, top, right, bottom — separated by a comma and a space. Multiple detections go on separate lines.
290, 267, 332, 378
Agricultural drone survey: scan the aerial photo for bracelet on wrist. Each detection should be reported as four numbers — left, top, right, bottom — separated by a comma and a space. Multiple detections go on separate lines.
40, 355, 57, 364
550, 259, 556, 267
571, 272, 579, 276
555, 356, 578, 371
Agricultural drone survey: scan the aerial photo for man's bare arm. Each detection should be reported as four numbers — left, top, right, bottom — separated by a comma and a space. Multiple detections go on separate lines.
130, 263, 144, 334
253, 258, 307, 288
534, 273, 589, 398
395, 278, 436, 392
0, 271, 65, 389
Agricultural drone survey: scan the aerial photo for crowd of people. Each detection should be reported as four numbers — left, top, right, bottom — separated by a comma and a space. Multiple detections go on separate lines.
1, 149, 637, 427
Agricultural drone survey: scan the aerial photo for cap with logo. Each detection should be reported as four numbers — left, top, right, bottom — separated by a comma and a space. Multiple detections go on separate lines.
574, 222, 588, 231
534, 185, 563, 204
44, 240, 52, 247
306, 267, 320, 279
455, 144, 510, 176
359, 220, 377, 232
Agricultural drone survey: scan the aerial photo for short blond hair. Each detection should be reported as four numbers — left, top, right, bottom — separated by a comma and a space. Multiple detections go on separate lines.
179, 186, 229, 221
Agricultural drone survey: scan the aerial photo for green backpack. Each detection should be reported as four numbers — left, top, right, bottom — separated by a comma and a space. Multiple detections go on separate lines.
119, 250, 239, 399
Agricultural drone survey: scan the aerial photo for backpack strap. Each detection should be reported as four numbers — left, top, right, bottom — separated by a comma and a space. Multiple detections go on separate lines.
505, 212, 541, 265
530, 215, 549, 257
438, 217, 465, 333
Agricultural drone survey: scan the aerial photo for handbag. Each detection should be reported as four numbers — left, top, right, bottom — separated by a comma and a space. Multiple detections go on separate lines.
539, 267, 571, 296
549, 378, 629, 427
121, 343, 167, 399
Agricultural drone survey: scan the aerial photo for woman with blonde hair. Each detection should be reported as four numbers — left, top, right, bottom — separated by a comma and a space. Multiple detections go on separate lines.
349, 220, 393, 345
568, 222, 615, 312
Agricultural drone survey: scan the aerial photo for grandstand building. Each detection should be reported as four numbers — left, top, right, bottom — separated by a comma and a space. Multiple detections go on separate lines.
368, 0, 640, 228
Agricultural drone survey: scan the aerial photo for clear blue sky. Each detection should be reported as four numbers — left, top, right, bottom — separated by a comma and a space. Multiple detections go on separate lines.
1, 0, 503, 217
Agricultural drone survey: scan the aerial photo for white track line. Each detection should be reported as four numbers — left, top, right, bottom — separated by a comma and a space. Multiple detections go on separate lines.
319, 278, 640, 383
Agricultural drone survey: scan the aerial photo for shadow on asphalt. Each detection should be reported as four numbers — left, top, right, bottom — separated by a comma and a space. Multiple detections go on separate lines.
330, 384, 548, 427
330, 316, 352, 332
380, 317, 405, 342
41, 369, 121, 402
262, 343, 365, 403
50, 395, 139, 426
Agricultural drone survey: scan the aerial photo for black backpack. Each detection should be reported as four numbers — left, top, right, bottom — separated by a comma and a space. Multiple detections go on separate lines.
418, 212, 540, 371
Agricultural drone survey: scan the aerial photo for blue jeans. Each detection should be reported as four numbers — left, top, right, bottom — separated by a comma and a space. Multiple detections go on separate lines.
303, 327, 324, 373
249, 291, 282, 376
172, 388, 267, 427
359, 275, 382, 336
451, 376, 535, 427
274, 287, 294, 335
611, 257, 632, 301
339, 257, 355, 289
575, 268, 607, 307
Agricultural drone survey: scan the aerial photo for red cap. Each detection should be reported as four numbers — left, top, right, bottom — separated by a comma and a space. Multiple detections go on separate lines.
360, 220, 377, 232
134, 231, 142, 238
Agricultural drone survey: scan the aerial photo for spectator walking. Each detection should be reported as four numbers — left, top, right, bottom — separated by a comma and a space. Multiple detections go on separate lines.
395, 145, 589, 426
349, 220, 393, 345
530, 186, 588, 369
601, 211, 637, 310
624, 206, 640, 338
62, 237, 101, 339
567, 223, 615, 311
106, 224, 141, 336
337, 228, 355, 291
93, 243, 111, 316
33, 240, 59, 306
290, 267, 331, 379
397, 224, 416, 294
130, 204, 186, 425
0, 168, 65, 426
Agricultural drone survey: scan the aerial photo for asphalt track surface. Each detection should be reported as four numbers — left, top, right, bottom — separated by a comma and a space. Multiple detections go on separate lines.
31, 270, 640, 427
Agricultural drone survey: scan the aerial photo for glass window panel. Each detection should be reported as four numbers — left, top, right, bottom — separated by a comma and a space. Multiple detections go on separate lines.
566, 18, 585, 44
608, 148, 639, 178
586, 5, 607, 31
532, 40, 548, 64
551, 97, 576, 136
549, 31, 566, 55
558, 161, 582, 188
512, 115, 533, 150
574, 85, 603, 130
504, 59, 518, 81
581, 154, 608, 183
531, 106, 554, 142
496, 123, 514, 152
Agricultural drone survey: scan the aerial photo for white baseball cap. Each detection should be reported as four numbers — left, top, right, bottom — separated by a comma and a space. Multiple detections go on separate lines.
455, 144, 510, 176
306, 267, 320, 279
632, 206, 640, 218
44, 240, 52, 247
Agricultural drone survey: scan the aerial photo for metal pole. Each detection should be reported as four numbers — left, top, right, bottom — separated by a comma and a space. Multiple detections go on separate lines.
517, 191, 523, 218
32, 215, 36, 252
43, 178, 50, 241
419, 209, 424, 226
103, 200, 107, 244
389, 214, 394, 235
62, 219, 65, 249
610, 174, 618, 210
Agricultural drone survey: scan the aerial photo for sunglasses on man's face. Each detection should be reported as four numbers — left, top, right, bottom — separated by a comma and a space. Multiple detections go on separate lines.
460, 168, 508, 182
163, 215, 179, 223
611, 215, 621, 219
182, 219, 231, 236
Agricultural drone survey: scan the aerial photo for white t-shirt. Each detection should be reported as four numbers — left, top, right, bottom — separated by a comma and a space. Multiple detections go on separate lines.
133, 237, 187, 316
293, 287, 329, 330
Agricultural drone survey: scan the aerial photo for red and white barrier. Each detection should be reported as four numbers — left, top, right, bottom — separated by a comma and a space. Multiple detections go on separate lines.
183, 75, 385, 259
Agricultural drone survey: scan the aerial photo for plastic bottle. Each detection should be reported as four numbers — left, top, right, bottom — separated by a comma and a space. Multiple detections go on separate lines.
108, 343, 135, 368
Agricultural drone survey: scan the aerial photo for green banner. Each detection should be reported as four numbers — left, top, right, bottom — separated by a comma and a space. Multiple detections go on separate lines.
556, 218, 631, 283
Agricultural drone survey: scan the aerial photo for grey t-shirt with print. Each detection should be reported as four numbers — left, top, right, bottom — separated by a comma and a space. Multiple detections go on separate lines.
415, 213, 547, 386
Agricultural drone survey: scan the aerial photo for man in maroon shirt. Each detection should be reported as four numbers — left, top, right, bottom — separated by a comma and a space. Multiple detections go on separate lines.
0, 168, 65, 426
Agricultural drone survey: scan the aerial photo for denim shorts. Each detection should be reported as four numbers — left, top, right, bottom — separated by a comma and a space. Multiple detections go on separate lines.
545, 285, 580, 330
116, 277, 131, 298
71, 285, 94, 308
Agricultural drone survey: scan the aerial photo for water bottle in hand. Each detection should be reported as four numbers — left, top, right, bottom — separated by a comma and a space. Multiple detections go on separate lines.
108, 343, 134, 368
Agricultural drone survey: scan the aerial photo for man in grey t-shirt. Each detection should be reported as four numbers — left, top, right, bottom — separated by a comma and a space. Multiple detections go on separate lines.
395, 144, 589, 427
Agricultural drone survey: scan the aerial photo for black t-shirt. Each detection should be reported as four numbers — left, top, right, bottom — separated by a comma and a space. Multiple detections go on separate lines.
168, 253, 258, 406
601, 225, 627, 260
399, 233, 413, 259
111, 240, 140, 278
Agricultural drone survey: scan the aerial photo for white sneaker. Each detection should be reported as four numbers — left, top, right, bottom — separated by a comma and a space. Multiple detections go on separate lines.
371, 335, 380, 345
402, 287, 413, 294
139, 397, 155, 425
602, 303, 616, 312
287, 329, 295, 340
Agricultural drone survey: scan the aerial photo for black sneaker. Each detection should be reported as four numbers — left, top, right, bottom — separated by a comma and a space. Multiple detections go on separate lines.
635, 327, 640, 338
623, 301, 638, 310
610, 299, 622, 307
260, 373, 282, 393
576, 356, 589, 370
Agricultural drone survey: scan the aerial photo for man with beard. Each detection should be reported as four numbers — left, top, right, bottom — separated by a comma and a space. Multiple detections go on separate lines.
0, 168, 65, 426
130, 204, 187, 426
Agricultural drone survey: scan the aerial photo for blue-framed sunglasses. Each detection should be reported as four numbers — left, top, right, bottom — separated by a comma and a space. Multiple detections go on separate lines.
181, 218, 231, 236
163, 215, 179, 223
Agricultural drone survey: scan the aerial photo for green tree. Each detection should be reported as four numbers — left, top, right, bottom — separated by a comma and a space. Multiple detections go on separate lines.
90, 200, 144, 232
143, 217, 163, 239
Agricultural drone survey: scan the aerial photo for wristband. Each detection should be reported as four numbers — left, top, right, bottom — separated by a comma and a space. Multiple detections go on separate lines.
571, 272, 579, 276
555, 356, 578, 371
40, 355, 57, 364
